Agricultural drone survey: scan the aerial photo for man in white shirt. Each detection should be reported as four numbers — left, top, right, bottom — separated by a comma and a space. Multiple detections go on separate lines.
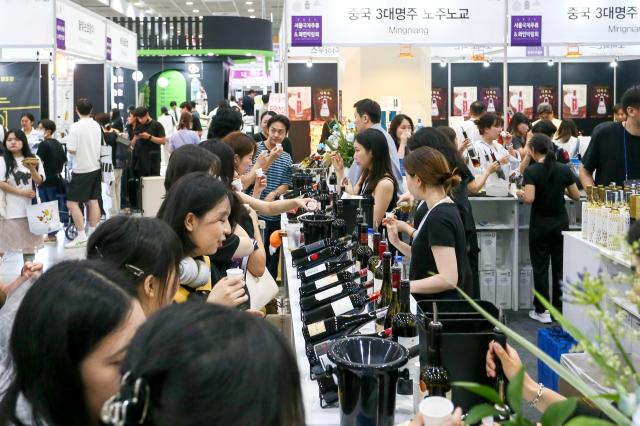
455, 101, 486, 149
169, 101, 180, 127
347, 98, 404, 195
64, 98, 102, 249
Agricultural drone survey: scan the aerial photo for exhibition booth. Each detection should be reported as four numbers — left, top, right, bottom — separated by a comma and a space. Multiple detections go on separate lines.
0, 0, 137, 133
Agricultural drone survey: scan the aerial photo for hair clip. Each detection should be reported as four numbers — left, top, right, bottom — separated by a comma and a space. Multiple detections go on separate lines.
101, 372, 150, 426
124, 264, 145, 279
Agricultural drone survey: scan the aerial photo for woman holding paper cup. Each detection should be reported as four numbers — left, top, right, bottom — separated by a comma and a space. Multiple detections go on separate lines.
0, 129, 45, 265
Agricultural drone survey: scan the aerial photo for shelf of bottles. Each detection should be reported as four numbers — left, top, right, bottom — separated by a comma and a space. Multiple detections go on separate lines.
581, 185, 633, 255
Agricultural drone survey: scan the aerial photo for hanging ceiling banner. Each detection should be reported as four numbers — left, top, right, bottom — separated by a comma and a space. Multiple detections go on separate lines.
286, 0, 506, 46
106, 22, 138, 69
56, 0, 106, 60
508, 0, 640, 44
0, 0, 54, 47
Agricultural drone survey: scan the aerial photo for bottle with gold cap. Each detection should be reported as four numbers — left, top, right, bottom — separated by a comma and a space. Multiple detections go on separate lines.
582, 186, 593, 240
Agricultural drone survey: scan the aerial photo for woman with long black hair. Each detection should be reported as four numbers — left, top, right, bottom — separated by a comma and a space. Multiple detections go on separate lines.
517, 134, 580, 323
332, 128, 399, 229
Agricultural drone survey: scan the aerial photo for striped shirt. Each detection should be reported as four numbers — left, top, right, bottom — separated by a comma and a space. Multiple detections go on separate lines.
253, 141, 292, 221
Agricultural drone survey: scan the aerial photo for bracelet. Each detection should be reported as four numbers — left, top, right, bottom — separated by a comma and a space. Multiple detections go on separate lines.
528, 383, 544, 408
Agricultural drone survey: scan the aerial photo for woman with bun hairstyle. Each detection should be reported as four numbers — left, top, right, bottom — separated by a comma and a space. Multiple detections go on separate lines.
384, 147, 466, 300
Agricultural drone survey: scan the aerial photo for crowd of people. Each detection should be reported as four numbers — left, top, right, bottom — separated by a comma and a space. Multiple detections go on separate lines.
0, 84, 639, 424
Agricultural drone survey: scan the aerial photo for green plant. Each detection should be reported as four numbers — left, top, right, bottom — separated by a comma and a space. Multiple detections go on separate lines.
323, 120, 355, 168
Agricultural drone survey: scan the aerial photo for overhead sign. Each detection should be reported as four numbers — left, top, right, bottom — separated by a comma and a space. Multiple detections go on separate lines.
106, 21, 137, 69
56, 0, 107, 60
508, 0, 640, 44
510, 15, 542, 46
286, 0, 506, 46
0, 0, 54, 47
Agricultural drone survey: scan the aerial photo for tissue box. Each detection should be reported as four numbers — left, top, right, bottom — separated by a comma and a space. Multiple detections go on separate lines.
519, 266, 533, 309
480, 270, 497, 305
479, 232, 497, 270
496, 269, 512, 310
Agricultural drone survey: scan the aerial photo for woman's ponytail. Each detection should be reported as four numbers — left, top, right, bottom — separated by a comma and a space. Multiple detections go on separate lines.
529, 133, 555, 177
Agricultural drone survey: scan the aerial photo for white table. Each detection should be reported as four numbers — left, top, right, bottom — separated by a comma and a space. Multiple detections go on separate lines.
281, 221, 416, 425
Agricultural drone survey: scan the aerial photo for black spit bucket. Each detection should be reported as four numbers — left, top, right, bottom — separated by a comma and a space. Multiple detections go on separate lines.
417, 299, 499, 412
341, 196, 374, 235
328, 336, 409, 426
298, 213, 333, 245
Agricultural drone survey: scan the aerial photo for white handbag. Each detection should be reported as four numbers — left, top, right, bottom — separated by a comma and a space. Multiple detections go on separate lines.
26, 200, 61, 235
100, 131, 115, 184
245, 269, 279, 310
0, 189, 6, 218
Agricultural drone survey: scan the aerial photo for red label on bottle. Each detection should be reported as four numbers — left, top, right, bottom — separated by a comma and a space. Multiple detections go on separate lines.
309, 253, 319, 261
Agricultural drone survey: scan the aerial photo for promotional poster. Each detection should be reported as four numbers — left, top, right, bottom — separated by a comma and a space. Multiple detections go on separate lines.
479, 87, 503, 116
288, 86, 312, 121
452, 86, 477, 117
0, 62, 40, 130
508, 85, 534, 119
533, 85, 558, 117
312, 88, 337, 121
589, 85, 612, 119
431, 87, 448, 121
562, 84, 587, 119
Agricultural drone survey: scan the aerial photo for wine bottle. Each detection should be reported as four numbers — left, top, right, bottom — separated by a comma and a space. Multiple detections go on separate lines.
300, 260, 354, 284
420, 303, 451, 399
373, 240, 388, 294
393, 278, 418, 396
291, 235, 352, 263
329, 171, 337, 186
331, 200, 347, 240
359, 328, 392, 338
351, 208, 365, 245
295, 242, 355, 271
384, 255, 403, 329
493, 311, 508, 403
303, 291, 380, 324
299, 268, 368, 297
302, 307, 388, 344
489, 151, 507, 180
300, 280, 374, 312
375, 252, 393, 332
366, 232, 381, 288
354, 224, 373, 274
318, 179, 331, 211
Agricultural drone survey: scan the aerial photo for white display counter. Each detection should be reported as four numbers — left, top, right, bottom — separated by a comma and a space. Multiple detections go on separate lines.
280, 217, 416, 425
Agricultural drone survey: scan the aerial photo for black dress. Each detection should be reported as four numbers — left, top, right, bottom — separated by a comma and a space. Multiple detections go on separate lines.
409, 201, 466, 301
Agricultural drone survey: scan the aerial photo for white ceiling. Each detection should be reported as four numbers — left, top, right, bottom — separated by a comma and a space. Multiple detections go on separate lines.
73, 0, 283, 34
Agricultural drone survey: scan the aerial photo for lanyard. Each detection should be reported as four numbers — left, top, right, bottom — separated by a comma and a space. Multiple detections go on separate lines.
623, 128, 629, 182
414, 197, 453, 239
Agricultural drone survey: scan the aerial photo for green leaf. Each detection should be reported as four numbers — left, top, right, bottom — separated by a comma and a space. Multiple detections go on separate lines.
541, 398, 578, 426
452, 381, 503, 405
564, 416, 617, 426
455, 287, 631, 426
507, 368, 525, 415
464, 403, 500, 425
592, 393, 620, 402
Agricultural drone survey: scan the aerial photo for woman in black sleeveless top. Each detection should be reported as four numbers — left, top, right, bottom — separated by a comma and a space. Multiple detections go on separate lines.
333, 128, 399, 232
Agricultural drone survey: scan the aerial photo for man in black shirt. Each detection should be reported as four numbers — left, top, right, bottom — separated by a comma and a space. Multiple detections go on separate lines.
180, 101, 202, 137
580, 85, 640, 187
242, 89, 256, 117
132, 107, 166, 177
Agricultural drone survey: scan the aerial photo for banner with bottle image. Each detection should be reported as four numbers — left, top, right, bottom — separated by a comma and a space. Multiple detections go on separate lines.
589, 85, 612, 119
562, 84, 587, 119
312, 88, 337, 121
430, 88, 447, 121
508, 86, 534, 119
452, 86, 477, 118
288, 86, 312, 121
479, 87, 503, 116
533, 85, 558, 117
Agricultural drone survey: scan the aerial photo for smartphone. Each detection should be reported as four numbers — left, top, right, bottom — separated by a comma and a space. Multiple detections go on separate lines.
462, 129, 469, 140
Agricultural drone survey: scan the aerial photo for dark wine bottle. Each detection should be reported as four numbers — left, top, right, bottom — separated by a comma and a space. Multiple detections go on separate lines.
302, 307, 388, 343
300, 280, 373, 312
291, 235, 352, 263
303, 290, 380, 324
384, 255, 403, 329
329, 171, 337, 186
375, 252, 393, 332
373, 240, 388, 294
318, 179, 331, 211
366, 233, 381, 288
494, 310, 509, 405
490, 151, 507, 180
354, 224, 373, 274
300, 260, 354, 284
392, 278, 418, 396
420, 303, 451, 399
331, 200, 347, 241
299, 268, 368, 297
351, 208, 365, 245
295, 242, 355, 272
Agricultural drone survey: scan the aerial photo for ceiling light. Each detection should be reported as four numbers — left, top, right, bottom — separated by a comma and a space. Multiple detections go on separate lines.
566, 45, 581, 58
483, 60, 490, 67
185, 1, 193, 4
192, 9, 199, 13
439, 59, 447, 68
306, 59, 313, 68
145, 8, 153, 13
245, 1, 253, 4
157, 76, 169, 88
249, 15, 256, 18
207, 52, 215, 56
610, 57, 619, 67
248, 8, 254, 12
547, 59, 554, 66
133, 1, 144, 6
162, 34, 168, 40
245, 52, 252, 56
132, 71, 144, 82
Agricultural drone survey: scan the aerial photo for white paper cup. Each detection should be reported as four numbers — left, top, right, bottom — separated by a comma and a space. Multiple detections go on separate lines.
385, 212, 394, 218
255, 167, 263, 178
226, 268, 244, 280
419, 396, 454, 425
276, 143, 282, 150
306, 200, 318, 211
